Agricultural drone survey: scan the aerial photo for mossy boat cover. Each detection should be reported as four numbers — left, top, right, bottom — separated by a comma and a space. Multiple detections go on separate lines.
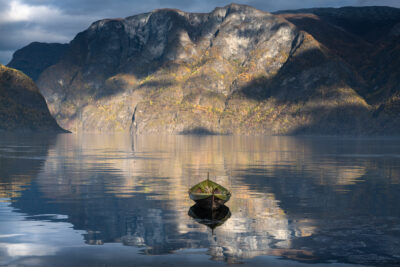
189, 179, 231, 201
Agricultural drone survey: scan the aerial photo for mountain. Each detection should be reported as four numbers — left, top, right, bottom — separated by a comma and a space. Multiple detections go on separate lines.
7, 42, 68, 81
0, 64, 66, 132
276, 7, 400, 76
11, 4, 400, 135
276, 6, 400, 122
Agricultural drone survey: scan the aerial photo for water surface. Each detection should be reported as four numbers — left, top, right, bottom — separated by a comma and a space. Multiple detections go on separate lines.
1, 134, 400, 266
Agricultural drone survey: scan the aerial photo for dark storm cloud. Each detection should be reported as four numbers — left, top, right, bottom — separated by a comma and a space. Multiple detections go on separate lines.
1, 0, 400, 64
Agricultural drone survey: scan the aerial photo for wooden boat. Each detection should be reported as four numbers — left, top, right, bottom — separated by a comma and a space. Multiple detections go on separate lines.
188, 173, 231, 210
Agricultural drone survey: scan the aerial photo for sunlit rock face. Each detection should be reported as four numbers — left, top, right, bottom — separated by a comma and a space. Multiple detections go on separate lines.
29, 4, 400, 135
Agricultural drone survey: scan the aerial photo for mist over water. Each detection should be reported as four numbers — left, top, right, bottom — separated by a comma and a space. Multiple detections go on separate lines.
0, 134, 400, 266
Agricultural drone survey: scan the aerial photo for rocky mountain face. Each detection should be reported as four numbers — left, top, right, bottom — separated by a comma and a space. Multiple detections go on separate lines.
0, 64, 66, 132
277, 6, 400, 131
7, 42, 68, 81
11, 4, 400, 134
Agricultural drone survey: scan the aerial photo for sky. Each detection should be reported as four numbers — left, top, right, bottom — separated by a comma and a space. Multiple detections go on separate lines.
1, 0, 399, 64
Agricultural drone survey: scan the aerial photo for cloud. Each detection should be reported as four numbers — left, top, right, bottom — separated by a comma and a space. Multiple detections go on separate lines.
0, 0, 97, 64
0, 0, 399, 64
0, 0, 57, 23
356, 0, 400, 7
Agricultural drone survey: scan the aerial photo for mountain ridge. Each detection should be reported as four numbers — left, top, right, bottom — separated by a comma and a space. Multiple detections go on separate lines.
7, 4, 400, 135
7, 42, 68, 81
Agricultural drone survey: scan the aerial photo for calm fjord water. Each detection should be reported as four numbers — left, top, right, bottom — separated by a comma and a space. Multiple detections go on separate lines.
0, 134, 400, 266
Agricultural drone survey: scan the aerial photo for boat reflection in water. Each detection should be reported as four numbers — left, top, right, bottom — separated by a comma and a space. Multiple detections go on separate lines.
188, 204, 231, 231
189, 204, 238, 263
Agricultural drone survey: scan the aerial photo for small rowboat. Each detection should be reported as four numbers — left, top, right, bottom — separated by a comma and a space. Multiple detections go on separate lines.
188, 173, 231, 210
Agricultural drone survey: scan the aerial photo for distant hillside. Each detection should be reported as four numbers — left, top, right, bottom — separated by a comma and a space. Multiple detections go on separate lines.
0, 64, 67, 132
7, 42, 68, 81
276, 6, 400, 101
276, 6, 400, 133
10, 4, 400, 135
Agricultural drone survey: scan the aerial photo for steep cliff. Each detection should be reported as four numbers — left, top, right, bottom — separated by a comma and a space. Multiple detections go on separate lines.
0, 64, 66, 132
11, 4, 398, 135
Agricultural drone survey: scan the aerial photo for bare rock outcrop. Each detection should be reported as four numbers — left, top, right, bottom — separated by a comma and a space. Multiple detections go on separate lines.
8, 4, 398, 135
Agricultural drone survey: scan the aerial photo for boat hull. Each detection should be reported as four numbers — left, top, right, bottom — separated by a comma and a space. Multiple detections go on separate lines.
193, 194, 227, 210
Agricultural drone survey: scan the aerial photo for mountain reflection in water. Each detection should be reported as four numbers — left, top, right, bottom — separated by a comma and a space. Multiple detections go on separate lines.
1, 133, 400, 266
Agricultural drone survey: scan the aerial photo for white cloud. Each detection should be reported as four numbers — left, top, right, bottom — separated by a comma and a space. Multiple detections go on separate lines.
0, 0, 60, 23
0, 0, 96, 25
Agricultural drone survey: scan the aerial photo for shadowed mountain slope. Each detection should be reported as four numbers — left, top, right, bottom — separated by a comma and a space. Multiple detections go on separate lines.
7, 42, 68, 81
277, 6, 400, 134
0, 64, 66, 132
